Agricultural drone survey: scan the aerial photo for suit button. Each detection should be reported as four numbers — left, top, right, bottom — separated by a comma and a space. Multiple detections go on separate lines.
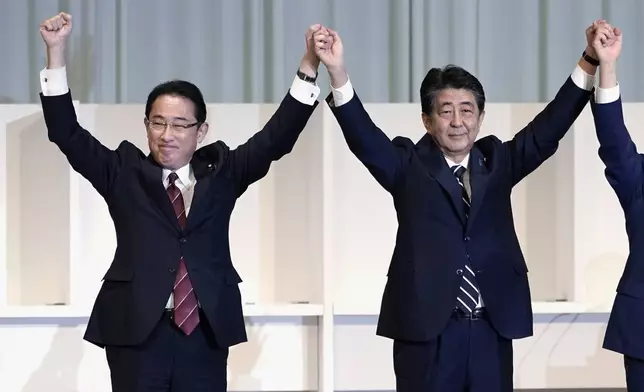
456, 269, 463, 275
180, 238, 187, 243
168, 268, 176, 273
464, 236, 471, 241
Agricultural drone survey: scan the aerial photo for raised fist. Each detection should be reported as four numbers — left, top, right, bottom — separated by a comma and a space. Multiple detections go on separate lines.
40, 13, 72, 48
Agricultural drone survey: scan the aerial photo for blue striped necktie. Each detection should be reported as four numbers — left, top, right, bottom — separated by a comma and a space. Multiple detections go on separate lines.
451, 165, 480, 313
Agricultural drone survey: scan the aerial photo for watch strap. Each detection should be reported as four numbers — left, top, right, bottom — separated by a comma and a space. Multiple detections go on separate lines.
582, 50, 600, 66
297, 69, 317, 83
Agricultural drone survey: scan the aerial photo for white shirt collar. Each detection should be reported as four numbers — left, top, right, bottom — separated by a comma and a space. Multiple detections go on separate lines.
444, 153, 470, 170
162, 163, 194, 188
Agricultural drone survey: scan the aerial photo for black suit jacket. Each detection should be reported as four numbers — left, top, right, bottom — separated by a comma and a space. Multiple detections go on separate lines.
326, 76, 591, 342
40, 90, 318, 348
591, 97, 644, 360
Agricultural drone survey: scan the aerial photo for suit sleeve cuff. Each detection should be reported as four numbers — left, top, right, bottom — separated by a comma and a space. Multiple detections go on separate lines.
40, 66, 70, 96
331, 78, 355, 107
288, 76, 320, 106
570, 64, 595, 91
595, 83, 620, 104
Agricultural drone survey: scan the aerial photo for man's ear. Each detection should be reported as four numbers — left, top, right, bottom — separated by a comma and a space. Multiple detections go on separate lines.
197, 122, 209, 143
421, 112, 433, 134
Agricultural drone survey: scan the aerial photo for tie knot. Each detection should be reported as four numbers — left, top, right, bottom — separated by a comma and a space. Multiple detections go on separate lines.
168, 172, 179, 186
451, 165, 466, 180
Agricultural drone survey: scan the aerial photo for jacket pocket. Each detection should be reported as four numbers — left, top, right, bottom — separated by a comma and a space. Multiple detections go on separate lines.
102, 266, 134, 282
511, 258, 529, 275
223, 269, 243, 285
618, 279, 644, 299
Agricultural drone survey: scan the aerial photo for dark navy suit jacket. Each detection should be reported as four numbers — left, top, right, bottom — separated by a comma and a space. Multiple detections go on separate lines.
40, 90, 318, 348
326, 76, 592, 342
592, 97, 644, 360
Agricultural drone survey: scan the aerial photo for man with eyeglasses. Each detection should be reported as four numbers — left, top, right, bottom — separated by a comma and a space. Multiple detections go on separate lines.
39, 12, 325, 392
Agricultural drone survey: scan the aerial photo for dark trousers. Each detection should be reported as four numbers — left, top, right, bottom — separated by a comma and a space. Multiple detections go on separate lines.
625, 355, 644, 391
105, 310, 228, 392
393, 309, 513, 392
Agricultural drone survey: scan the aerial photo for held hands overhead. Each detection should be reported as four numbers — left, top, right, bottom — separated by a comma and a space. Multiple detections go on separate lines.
296, 23, 348, 88
584, 20, 614, 60
299, 24, 330, 79
312, 27, 348, 88
591, 21, 622, 65
588, 20, 622, 89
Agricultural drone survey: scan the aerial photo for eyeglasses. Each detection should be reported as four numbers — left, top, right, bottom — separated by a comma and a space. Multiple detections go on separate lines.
145, 118, 200, 133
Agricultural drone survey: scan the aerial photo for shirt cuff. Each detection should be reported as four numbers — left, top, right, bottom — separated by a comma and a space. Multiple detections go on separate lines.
595, 83, 620, 104
331, 78, 355, 107
288, 76, 320, 106
40, 66, 70, 96
570, 65, 595, 91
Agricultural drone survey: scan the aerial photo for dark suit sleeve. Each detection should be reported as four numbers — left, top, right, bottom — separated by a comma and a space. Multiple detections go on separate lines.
40, 91, 122, 197
326, 92, 407, 192
591, 97, 643, 206
504, 76, 592, 186
229, 92, 318, 197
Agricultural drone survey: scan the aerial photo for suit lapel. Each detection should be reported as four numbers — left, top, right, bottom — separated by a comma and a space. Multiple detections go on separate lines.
141, 155, 181, 231
466, 146, 490, 230
184, 152, 216, 231
417, 135, 467, 224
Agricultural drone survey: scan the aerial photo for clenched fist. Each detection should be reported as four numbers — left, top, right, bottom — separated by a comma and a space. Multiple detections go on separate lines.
40, 12, 72, 48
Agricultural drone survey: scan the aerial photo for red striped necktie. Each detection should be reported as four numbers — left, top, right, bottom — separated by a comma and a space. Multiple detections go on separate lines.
167, 172, 199, 334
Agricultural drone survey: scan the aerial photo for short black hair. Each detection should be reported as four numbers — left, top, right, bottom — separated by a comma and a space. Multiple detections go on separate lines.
420, 65, 485, 115
145, 80, 207, 123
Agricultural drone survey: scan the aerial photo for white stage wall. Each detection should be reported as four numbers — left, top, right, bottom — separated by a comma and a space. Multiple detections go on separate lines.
0, 99, 638, 391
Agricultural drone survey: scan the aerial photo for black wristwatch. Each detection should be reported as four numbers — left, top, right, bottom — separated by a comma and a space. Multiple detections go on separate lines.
582, 50, 600, 66
296, 69, 317, 84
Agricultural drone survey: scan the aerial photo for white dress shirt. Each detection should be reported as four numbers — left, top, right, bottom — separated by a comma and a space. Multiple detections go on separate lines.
40, 67, 321, 308
163, 164, 195, 216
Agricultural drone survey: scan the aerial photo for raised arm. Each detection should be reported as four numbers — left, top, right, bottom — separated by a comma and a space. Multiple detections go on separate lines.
230, 25, 321, 196
505, 22, 606, 186
39, 13, 121, 197
589, 26, 641, 204
316, 29, 405, 192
